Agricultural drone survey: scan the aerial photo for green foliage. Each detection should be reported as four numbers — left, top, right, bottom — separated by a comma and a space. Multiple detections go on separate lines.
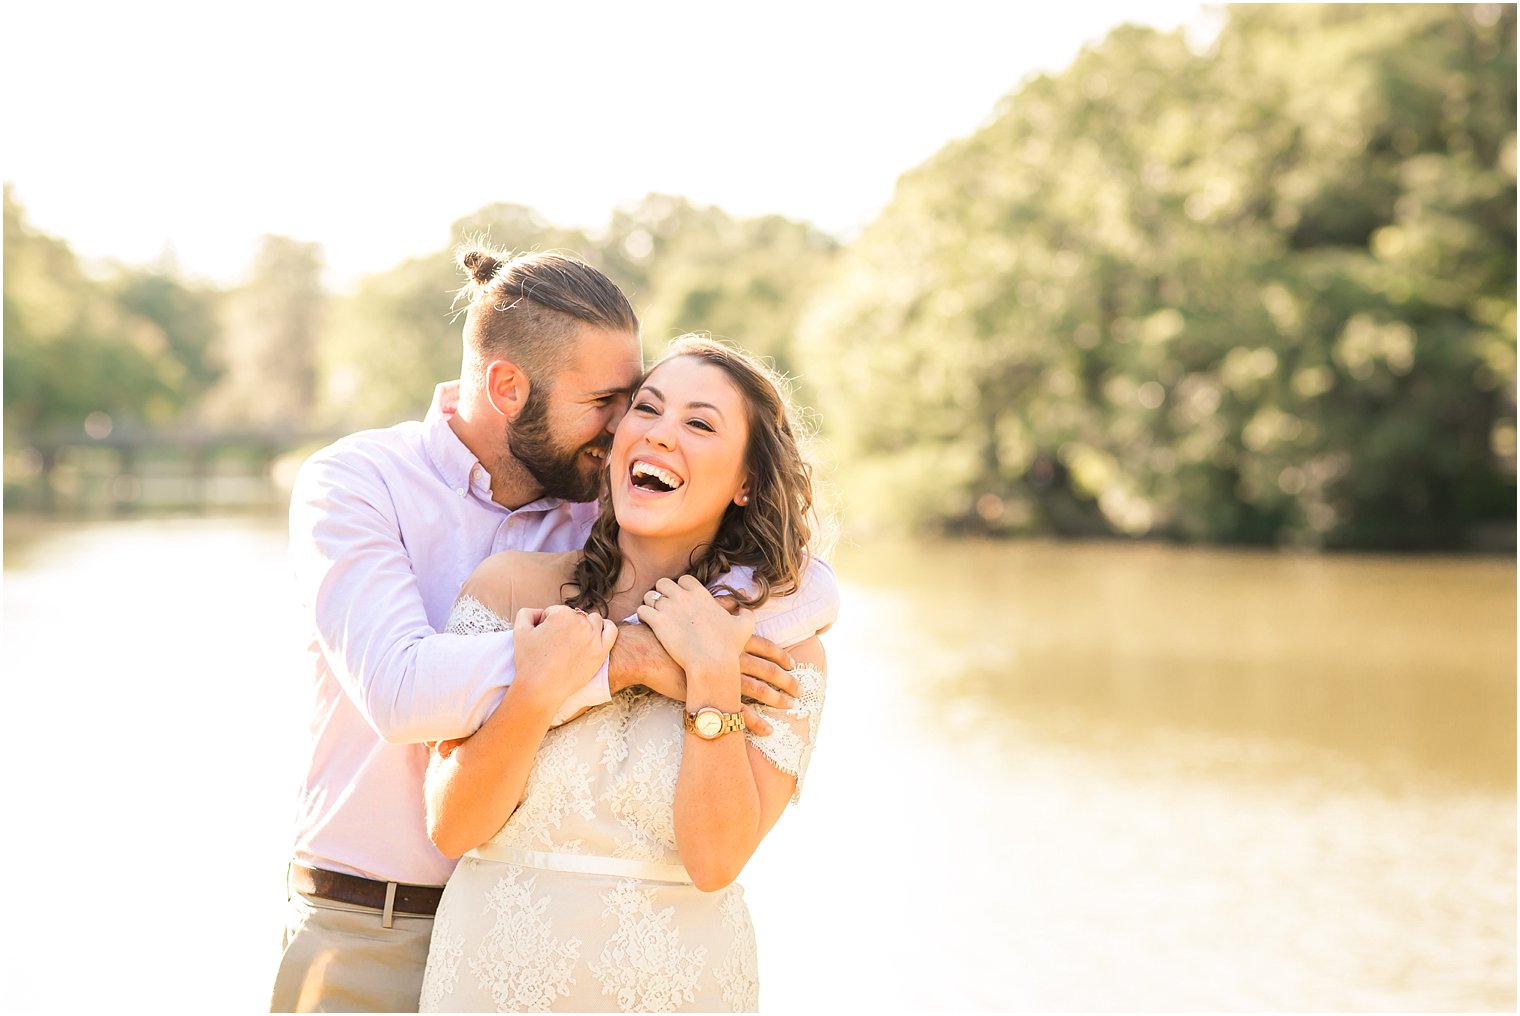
314, 195, 836, 429
316, 252, 462, 429
802, 4, 1515, 548
603, 195, 838, 383
3, 185, 215, 442
205, 235, 325, 432
315, 204, 598, 429
5, 5, 1512, 550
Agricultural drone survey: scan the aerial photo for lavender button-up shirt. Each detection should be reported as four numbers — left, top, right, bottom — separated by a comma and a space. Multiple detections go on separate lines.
287, 383, 839, 885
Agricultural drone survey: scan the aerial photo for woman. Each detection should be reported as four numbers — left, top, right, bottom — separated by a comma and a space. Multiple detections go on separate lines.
418, 335, 828, 1012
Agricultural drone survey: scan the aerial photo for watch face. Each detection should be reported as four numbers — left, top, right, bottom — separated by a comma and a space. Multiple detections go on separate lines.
695, 709, 723, 738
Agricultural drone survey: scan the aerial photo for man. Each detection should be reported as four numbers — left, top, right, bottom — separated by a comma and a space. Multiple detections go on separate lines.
269, 247, 837, 1012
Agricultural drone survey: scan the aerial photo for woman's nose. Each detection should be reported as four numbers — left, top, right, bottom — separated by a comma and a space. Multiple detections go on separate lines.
644, 414, 677, 449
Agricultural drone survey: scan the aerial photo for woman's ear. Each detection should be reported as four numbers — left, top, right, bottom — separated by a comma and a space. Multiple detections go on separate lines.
734, 481, 751, 507
484, 359, 531, 420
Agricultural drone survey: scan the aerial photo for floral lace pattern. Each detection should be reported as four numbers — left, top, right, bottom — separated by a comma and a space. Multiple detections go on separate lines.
605, 695, 683, 862
446, 594, 511, 636
419, 926, 464, 1012
589, 880, 707, 1012
714, 887, 760, 1012
745, 662, 826, 802
467, 864, 582, 1012
495, 723, 595, 854
421, 594, 826, 1011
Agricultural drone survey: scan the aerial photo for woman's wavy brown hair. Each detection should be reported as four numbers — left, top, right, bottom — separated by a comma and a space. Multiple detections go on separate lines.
566, 335, 817, 614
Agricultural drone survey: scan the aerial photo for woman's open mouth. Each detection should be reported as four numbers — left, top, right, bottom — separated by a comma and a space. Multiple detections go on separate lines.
629, 460, 684, 493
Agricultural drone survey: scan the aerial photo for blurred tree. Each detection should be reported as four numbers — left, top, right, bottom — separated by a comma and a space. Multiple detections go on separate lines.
207, 235, 325, 431
801, 4, 1515, 548
314, 197, 838, 428
111, 265, 224, 406
604, 194, 839, 383
315, 204, 595, 429
3, 185, 195, 443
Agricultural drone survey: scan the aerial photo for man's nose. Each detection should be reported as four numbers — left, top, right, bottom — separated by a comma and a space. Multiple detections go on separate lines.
604, 392, 635, 433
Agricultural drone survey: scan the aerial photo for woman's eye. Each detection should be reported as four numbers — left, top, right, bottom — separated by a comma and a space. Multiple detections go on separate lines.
633, 401, 659, 415
688, 419, 715, 433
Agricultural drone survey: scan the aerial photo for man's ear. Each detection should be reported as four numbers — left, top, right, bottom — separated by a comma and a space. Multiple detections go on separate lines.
484, 359, 531, 421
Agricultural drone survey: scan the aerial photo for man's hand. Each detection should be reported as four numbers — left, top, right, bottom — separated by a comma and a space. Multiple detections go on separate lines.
610, 597, 800, 736
609, 622, 686, 701
738, 633, 798, 710
716, 594, 799, 715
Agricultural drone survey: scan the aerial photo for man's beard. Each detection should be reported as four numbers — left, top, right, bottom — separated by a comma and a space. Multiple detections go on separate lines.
506, 386, 609, 503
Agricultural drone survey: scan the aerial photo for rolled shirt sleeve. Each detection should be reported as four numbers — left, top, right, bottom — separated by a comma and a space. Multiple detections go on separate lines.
291, 443, 613, 744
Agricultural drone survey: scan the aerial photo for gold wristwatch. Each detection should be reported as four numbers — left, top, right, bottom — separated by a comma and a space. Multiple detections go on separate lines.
684, 706, 745, 740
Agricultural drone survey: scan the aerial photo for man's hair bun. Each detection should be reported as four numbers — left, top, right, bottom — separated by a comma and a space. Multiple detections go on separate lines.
457, 245, 503, 286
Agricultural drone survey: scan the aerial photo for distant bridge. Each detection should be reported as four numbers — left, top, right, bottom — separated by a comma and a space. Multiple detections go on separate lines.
8, 426, 352, 514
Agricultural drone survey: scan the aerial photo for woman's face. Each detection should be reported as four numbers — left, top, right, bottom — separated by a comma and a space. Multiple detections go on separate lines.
610, 355, 750, 547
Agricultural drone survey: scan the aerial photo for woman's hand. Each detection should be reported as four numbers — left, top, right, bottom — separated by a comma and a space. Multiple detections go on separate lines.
511, 604, 618, 714
635, 575, 755, 678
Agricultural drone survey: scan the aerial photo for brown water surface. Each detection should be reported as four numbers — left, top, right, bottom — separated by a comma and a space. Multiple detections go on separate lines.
3, 519, 1513, 1011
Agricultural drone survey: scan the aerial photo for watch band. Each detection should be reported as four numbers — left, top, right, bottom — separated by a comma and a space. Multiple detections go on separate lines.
684, 706, 745, 739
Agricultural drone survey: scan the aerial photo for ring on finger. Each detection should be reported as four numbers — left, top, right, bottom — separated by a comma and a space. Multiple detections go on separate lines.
645, 590, 663, 604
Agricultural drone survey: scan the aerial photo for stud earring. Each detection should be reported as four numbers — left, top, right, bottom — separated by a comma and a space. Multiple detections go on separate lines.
736, 494, 749, 506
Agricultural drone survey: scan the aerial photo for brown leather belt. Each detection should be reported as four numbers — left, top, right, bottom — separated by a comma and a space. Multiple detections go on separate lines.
291, 864, 443, 919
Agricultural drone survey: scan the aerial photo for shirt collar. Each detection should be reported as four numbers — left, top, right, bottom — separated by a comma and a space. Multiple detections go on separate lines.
421, 380, 568, 515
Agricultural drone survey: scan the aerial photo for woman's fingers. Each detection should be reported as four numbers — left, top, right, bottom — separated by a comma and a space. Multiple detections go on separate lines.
741, 703, 774, 737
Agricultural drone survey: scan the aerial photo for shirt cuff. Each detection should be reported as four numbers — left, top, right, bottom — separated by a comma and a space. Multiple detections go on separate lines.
549, 660, 613, 726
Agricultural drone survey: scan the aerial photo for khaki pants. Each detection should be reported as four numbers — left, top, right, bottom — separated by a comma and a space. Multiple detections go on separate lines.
269, 886, 436, 1013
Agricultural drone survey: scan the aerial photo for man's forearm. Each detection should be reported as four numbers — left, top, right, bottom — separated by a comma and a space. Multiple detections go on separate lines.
609, 622, 686, 700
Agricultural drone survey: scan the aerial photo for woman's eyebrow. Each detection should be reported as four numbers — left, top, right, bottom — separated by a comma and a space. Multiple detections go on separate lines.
684, 401, 726, 421
638, 385, 726, 421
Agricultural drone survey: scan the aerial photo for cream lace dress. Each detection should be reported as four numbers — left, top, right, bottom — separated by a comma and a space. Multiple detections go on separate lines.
419, 596, 825, 1013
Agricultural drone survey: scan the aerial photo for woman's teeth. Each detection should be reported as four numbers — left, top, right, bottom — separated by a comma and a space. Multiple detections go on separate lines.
631, 461, 683, 491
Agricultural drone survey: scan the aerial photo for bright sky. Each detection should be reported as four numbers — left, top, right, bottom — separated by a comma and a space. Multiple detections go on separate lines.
6, 1, 1217, 289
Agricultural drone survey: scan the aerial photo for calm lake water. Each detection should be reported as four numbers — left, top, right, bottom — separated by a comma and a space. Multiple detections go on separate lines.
3, 514, 1513, 1012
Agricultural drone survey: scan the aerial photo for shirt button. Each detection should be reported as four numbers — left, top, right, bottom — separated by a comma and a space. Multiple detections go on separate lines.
456, 486, 466, 496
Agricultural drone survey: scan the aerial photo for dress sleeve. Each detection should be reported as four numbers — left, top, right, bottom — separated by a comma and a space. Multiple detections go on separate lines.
744, 663, 825, 803
445, 594, 511, 635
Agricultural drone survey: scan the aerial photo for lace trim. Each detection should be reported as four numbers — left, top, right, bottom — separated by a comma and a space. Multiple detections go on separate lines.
745, 663, 825, 803
447, 593, 511, 635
